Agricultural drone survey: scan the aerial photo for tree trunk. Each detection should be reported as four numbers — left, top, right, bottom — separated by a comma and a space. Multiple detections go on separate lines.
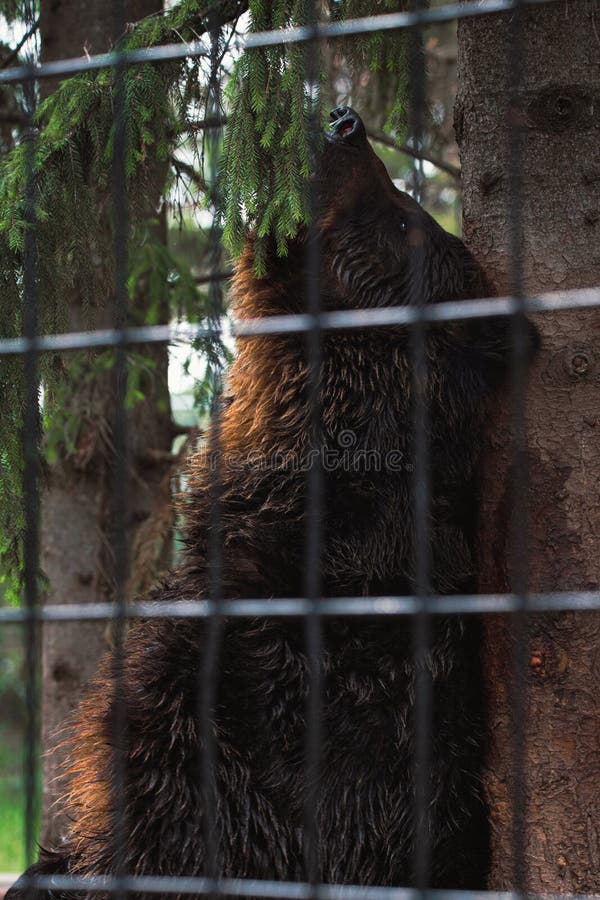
456, 1, 600, 892
39, 0, 174, 849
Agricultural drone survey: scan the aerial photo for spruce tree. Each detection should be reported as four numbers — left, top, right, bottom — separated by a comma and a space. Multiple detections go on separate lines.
0, 0, 408, 605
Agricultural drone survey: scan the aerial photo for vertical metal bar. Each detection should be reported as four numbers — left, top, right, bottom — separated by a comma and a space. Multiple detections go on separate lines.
407, 4, 433, 892
198, 18, 225, 895
109, 0, 131, 890
302, 1, 323, 892
21, 63, 41, 868
506, 0, 529, 892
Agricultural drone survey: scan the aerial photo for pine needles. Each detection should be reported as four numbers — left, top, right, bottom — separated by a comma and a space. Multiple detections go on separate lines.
221, 1, 317, 273
0, 0, 410, 596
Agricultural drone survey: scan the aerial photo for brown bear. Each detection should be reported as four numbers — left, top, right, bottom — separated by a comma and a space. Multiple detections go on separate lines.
9, 106, 526, 898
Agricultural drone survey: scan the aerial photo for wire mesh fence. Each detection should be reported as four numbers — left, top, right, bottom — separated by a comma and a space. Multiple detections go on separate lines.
2, 0, 599, 896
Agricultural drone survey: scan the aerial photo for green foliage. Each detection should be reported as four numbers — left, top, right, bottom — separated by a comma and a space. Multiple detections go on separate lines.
221, 0, 409, 270
0, 1, 231, 594
221, 0, 319, 273
0, 769, 26, 872
0, 411, 24, 607
0, 716, 38, 872
0, 0, 411, 599
329, 0, 408, 134
128, 226, 232, 413
128, 225, 200, 325
42, 350, 161, 466
0, 627, 24, 717
0, 627, 30, 872
0, 0, 35, 24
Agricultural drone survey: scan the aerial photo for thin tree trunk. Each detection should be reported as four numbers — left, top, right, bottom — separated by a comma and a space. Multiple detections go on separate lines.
39, 0, 173, 849
456, 1, 600, 891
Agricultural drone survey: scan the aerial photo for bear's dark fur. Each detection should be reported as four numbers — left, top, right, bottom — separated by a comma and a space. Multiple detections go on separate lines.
9, 107, 524, 899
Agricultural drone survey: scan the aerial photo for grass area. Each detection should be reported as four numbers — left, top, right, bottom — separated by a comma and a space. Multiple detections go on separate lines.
0, 723, 27, 872
0, 774, 26, 871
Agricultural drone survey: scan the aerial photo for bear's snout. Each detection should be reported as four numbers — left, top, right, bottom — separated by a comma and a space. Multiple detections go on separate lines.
327, 106, 366, 145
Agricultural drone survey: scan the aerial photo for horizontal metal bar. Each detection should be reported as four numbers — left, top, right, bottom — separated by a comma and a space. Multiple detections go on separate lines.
0, 322, 179, 354
1, 591, 599, 624
244, 0, 557, 46
0, 286, 598, 356
11, 873, 600, 900
234, 286, 600, 336
0, 0, 564, 85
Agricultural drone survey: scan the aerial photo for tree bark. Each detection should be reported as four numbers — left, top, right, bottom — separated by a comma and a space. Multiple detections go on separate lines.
39, 0, 174, 849
456, 1, 600, 892
40, 0, 156, 94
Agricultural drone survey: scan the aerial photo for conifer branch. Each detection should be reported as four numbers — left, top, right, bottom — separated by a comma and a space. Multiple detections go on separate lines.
196, 115, 460, 183
208, 116, 460, 181
0, 15, 40, 69
367, 129, 461, 181
189, 115, 229, 131
171, 155, 208, 193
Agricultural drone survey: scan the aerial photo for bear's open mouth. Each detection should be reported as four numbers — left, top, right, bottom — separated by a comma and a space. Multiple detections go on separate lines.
337, 120, 355, 138
327, 106, 364, 144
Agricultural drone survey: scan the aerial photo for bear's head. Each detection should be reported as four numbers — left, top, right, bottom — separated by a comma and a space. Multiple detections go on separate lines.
313, 106, 485, 309
233, 107, 488, 319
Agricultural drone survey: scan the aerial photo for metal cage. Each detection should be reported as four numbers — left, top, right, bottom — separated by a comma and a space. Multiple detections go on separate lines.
1, 1, 598, 897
